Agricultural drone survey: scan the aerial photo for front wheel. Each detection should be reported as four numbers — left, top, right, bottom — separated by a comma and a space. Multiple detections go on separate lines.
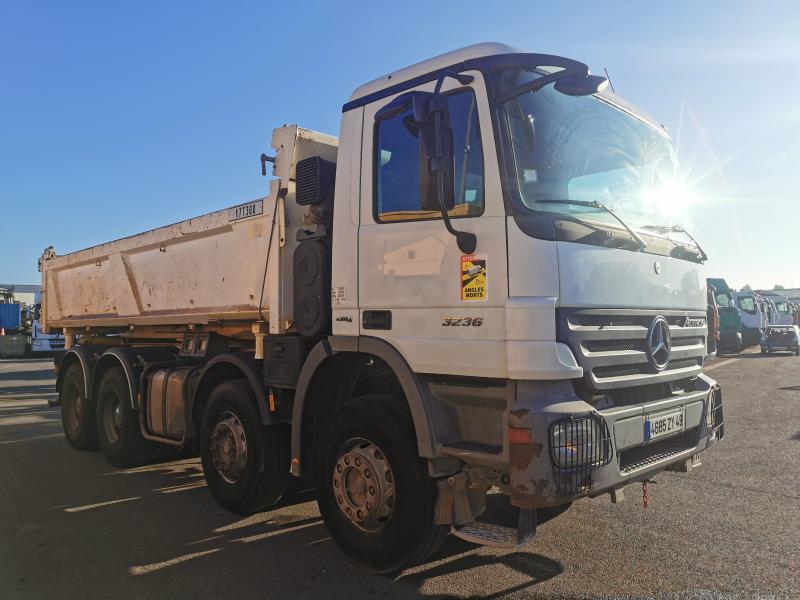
314, 395, 448, 574
199, 380, 289, 515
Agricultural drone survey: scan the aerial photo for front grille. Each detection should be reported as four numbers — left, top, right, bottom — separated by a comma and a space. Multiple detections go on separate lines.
549, 414, 612, 495
558, 308, 707, 391
583, 337, 701, 354
583, 339, 645, 353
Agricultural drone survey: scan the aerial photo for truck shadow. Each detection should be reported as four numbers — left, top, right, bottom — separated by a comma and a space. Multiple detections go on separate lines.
103, 455, 564, 598
401, 550, 562, 599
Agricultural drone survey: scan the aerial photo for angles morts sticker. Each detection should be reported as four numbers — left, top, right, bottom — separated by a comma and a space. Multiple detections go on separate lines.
460, 254, 487, 302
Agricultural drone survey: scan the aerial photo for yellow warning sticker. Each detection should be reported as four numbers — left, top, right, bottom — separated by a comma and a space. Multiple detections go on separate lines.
460, 254, 487, 302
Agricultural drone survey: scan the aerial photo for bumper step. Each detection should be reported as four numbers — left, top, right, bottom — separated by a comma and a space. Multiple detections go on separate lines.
451, 508, 536, 548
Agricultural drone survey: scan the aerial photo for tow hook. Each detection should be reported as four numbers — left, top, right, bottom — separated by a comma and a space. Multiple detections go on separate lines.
642, 479, 657, 508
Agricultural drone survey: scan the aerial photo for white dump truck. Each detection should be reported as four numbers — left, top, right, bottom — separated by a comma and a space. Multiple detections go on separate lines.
41, 43, 724, 573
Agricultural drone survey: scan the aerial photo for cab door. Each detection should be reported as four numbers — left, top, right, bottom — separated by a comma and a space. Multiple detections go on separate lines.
357, 72, 509, 378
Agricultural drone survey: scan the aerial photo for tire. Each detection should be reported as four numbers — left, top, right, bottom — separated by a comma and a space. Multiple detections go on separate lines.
199, 380, 289, 515
314, 395, 448, 574
96, 367, 154, 468
59, 363, 98, 450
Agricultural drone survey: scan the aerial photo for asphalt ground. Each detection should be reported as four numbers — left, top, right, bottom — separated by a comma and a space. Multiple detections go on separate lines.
0, 352, 798, 600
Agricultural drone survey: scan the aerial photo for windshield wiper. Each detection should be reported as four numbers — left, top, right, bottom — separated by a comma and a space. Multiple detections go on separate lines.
641, 225, 708, 262
538, 199, 647, 251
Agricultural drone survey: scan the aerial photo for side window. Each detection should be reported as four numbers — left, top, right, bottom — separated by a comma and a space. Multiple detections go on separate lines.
375, 89, 484, 222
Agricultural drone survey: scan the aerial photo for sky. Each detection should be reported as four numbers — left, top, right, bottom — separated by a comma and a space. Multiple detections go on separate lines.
1, 1, 799, 290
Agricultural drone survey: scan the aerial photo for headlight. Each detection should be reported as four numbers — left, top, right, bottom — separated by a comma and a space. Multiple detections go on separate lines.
550, 415, 610, 469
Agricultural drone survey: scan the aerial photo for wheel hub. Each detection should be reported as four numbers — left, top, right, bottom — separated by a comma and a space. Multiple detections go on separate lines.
210, 411, 248, 484
64, 383, 82, 432
332, 439, 395, 532
102, 392, 122, 443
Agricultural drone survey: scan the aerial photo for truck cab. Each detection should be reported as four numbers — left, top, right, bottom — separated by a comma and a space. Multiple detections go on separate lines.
734, 290, 767, 346
771, 295, 794, 325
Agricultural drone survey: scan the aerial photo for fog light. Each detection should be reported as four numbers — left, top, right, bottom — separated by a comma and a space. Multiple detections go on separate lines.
550, 415, 610, 469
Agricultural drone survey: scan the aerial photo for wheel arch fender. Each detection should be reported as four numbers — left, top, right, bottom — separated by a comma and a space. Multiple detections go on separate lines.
56, 347, 96, 401
290, 336, 437, 476
191, 352, 273, 427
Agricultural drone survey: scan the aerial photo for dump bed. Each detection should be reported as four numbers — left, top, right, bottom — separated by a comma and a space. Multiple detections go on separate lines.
40, 125, 338, 338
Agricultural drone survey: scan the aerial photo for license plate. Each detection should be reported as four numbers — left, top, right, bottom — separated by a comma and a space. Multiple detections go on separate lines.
644, 409, 684, 442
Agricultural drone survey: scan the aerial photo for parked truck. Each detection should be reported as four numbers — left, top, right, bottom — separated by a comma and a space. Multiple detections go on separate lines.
707, 278, 741, 352
733, 289, 767, 347
28, 292, 65, 353
41, 43, 724, 573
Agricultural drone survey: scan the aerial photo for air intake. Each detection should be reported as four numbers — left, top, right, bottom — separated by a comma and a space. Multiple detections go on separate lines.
295, 156, 336, 207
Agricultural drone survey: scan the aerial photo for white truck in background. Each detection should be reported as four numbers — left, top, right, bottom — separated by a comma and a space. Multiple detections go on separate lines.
41, 43, 724, 573
733, 290, 768, 347
767, 294, 794, 325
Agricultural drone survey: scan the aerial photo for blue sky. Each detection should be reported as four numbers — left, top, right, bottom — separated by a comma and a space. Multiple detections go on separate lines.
1, 1, 798, 289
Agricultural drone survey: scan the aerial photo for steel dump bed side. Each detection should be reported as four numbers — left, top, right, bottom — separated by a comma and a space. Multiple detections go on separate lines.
41, 199, 273, 330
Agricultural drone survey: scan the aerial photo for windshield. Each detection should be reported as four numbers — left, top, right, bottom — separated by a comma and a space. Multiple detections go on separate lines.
737, 296, 756, 313
716, 292, 733, 308
499, 68, 683, 231
776, 301, 789, 313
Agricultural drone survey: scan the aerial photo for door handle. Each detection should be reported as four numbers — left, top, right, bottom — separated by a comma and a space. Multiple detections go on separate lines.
362, 310, 392, 330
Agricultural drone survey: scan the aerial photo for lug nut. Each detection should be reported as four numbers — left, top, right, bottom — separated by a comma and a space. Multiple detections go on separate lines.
368, 486, 376, 495
355, 458, 361, 466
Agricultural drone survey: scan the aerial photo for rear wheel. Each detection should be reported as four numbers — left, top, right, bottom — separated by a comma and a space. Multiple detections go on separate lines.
199, 380, 289, 515
96, 367, 154, 467
60, 363, 98, 450
314, 395, 448, 574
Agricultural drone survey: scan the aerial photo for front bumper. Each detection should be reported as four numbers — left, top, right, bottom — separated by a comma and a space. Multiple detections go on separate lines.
508, 374, 724, 508
762, 343, 799, 351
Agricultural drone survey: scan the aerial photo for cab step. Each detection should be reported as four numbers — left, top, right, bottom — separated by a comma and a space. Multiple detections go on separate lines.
451, 508, 536, 548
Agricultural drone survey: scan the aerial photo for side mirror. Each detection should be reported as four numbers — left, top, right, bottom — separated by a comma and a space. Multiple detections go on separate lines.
419, 121, 454, 212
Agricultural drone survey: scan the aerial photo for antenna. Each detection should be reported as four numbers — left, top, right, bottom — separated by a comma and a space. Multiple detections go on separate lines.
603, 67, 616, 94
